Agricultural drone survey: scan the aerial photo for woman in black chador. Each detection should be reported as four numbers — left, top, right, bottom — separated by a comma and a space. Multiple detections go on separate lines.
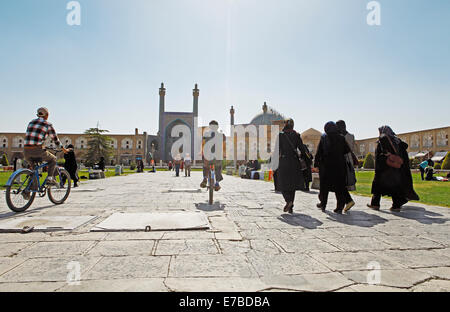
367, 126, 419, 212
63, 144, 79, 187
276, 119, 308, 214
314, 122, 354, 214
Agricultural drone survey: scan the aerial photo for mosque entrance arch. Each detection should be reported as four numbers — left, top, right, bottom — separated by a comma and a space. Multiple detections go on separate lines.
164, 119, 192, 161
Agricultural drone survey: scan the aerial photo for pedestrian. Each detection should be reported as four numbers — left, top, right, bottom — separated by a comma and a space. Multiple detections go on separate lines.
275, 118, 309, 214
336, 120, 358, 194
302, 144, 313, 191
13, 157, 18, 172
63, 144, 79, 187
419, 159, 429, 180
168, 161, 173, 171
184, 153, 192, 177
314, 122, 355, 214
367, 126, 420, 212
174, 154, 181, 177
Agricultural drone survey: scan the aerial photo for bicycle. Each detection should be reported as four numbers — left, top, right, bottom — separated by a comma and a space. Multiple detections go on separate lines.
207, 162, 216, 205
5, 148, 71, 213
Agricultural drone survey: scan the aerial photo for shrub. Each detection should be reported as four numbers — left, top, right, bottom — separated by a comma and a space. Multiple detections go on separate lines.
363, 153, 375, 169
434, 163, 441, 170
442, 152, 450, 170
57, 158, 65, 166
0, 154, 9, 166
130, 162, 136, 170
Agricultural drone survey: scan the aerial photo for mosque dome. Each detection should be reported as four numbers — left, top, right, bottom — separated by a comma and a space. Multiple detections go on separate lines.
249, 102, 285, 126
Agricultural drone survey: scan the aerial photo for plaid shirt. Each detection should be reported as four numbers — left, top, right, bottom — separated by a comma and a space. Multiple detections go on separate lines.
24, 117, 61, 147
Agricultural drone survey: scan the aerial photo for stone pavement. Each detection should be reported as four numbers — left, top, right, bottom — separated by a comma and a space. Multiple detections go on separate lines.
0, 171, 449, 292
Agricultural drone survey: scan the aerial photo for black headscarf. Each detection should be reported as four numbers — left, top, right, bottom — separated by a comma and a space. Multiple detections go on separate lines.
336, 120, 348, 135
378, 125, 400, 144
322, 121, 338, 155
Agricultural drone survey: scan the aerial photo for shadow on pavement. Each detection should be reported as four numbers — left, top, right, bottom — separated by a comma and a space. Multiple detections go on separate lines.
195, 202, 226, 212
278, 213, 323, 229
325, 210, 389, 228
379, 206, 449, 225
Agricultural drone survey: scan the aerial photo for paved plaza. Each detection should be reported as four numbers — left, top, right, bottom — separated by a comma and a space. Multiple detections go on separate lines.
0, 171, 449, 292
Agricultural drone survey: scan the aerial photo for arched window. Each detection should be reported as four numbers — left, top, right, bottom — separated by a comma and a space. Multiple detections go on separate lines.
0, 136, 8, 148
137, 140, 143, 149
423, 134, 433, 148
359, 144, 366, 154
76, 137, 86, 149
13, 136, 25, 148
110, 138, 118, 149
121, 138, 133, 149
369, 143, 376, 153
410, 135, 420, 149
60, 137, 72, 147
437, 131, 448, 147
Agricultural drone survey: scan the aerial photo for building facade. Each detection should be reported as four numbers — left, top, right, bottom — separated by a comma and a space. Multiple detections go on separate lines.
355, 126, 450, 160
0, 129, 147, 166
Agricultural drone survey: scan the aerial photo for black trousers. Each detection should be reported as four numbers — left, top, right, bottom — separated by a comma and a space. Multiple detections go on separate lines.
371, 193, 407, 209
282, 191, 295, 203
419, 167, 425, 180
319, 189, 350, 210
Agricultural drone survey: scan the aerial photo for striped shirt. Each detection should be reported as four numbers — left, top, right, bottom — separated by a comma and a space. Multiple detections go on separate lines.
24, 117, 61, 147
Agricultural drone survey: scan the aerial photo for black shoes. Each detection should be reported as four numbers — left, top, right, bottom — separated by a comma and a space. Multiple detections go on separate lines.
334, 208, 343, 214
283, 202, 294, 214
316, 203, 326, 212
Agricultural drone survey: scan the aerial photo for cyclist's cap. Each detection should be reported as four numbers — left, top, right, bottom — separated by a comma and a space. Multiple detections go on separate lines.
37, 107, 49, 117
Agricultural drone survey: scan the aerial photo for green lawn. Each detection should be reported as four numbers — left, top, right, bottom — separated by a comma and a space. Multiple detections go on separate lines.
352, 171, 450, 208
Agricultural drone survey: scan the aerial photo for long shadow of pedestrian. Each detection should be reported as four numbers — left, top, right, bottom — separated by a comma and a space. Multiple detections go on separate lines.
278, 213, 323, 229
324, 210, 389, 228
195, 202, 226, 212
379, 205, 449, 225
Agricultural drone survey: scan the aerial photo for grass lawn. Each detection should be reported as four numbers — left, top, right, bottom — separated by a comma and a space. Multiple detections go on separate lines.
352, 171, 450, 208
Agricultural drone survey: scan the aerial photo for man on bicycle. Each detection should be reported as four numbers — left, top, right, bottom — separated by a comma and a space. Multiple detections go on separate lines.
24, 107, 68, 185
200, 120, 224, 191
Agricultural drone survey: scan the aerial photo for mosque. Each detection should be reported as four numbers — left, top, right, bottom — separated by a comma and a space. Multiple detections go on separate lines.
148, 83, 323, 163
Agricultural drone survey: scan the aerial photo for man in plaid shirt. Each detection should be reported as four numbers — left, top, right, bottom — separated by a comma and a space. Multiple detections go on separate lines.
24, 107, 68, 184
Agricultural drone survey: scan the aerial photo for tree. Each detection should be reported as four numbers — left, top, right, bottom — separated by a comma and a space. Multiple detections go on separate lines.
0, 153, 9, 166
83, 127, 114, 168
442, 152, 450, 170
363, 153, 375, 169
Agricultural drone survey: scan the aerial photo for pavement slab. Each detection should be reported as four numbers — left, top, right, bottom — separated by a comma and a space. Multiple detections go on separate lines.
0, 171, 448, 291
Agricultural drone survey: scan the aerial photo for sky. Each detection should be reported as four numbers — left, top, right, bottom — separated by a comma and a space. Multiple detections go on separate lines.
0, 0, 449, 139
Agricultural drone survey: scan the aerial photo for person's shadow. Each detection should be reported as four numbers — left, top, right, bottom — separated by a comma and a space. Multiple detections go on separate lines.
379, 205, 449, 225
324, 210, 389, 227
195, 202, 225, 212
278, 213, 323, 229
0, 204, 54, 220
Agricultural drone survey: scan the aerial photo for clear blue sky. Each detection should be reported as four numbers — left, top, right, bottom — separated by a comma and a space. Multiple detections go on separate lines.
1, 0, 449, 139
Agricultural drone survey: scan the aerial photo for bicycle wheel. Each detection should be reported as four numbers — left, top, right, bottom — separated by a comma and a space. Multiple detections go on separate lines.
6, 169, 37, 213
48, 168, 71, 205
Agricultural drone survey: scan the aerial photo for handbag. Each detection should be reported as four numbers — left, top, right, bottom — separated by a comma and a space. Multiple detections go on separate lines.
283, 132, 307, 170
383, 136, 404, 169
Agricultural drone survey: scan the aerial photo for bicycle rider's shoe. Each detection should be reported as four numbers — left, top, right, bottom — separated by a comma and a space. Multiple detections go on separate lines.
200, 178, 207, 188
214, 182, 221, 192
22, 191, 31, 201
47, 177, 57, 186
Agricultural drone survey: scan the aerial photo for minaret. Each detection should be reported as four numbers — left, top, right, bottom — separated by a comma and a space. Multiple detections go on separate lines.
230, 106, 235, 126
193, 83, 199, 117
159, 82, 166, 136
159, 83, 166, 160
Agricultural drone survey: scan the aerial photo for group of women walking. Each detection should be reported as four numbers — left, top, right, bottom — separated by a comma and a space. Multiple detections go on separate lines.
275, 119, 419, 214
